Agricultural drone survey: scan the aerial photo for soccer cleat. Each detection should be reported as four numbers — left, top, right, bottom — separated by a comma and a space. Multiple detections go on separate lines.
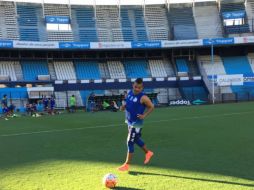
144, 151, 154, 164
117, 163, 129, 171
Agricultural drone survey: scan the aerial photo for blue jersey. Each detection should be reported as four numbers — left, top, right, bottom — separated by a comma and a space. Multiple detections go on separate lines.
1, 98, 7, 107
125, 91, 146, 127
3, 107, 9, 113
50, 99, 55, 108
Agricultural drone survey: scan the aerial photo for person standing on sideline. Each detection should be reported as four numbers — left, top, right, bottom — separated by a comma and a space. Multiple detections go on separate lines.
70, 95, 76, 113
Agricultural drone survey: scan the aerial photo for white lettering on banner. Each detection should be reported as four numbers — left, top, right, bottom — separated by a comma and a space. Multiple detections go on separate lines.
217, 74, 243, 86
13, 41, 59, 49
169, 100, 191, 106
90, 42, 131, 49
162, 39, 203, 47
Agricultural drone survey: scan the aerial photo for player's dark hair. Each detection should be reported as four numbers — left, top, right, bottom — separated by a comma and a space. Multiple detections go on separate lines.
135, 78, 143, 84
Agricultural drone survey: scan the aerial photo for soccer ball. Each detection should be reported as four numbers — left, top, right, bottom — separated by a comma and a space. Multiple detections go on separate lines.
102, 173, 117, 189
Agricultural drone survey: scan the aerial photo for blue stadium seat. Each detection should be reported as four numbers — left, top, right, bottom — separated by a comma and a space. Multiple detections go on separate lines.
169, 7, 197, 40
124, 60, 150, 78
223, 56, 254, 100
21, 60, 49, 81
74, 61, 101, 80
221, 3, 250, 34
17, 4, 40, 41
121, 7, 147, 41
223, 56, 252, 75
74, 7, 98, 42
176, 59, 189, 73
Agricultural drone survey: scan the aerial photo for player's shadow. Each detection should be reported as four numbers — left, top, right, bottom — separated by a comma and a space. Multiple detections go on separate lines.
128, 171, 254, 188
114, 187, 143, 190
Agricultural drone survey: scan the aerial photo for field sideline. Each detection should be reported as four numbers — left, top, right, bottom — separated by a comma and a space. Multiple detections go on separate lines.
0, 102, 254, 190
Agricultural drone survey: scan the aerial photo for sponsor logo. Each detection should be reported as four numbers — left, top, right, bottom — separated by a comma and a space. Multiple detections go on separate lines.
169, 100, 191, 106
222, 11, 245, 19
0, 41, 13, 48
131, 41, 161, 48
45, 16, 70, 24
203, 38, 234, 45
59, 42, 90, 49
192, 99, 207, 105
49, 17, 56, 22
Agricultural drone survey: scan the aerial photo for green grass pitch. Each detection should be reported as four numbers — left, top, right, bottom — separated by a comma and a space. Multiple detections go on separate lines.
0, 102, 254, 190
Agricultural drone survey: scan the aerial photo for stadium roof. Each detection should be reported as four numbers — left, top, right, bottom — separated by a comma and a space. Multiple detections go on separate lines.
1, 0, 216, 5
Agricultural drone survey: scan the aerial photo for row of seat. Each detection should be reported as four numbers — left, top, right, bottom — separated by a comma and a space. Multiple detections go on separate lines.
0, 59, 177, 81
2, 2, 251, 42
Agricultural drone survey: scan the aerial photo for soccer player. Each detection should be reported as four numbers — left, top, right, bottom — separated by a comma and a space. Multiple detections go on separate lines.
118, 78, 154, 171
49, 96, 56, 115
42, 96, 48, 111
1, 94, 7, 107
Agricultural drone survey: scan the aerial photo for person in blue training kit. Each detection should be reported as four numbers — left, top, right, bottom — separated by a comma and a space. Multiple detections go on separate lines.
2, 105, 10, 120
118, 78, 154, 171
1, 94, 7, 107
49, 96, 56, 114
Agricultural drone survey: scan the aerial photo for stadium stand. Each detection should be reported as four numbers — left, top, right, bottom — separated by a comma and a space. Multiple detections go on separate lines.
121, 6, 147, 41
98, 62, 111, 79
123, 60, 150, 78
107, 61, 126, 79
21, 60, 49, 81
54, 61, 76, 80
247, 53, 254, 73
0, 1, 19, 40
198, 55, 226, 76
71, 6, 98, 42
163, 59, 176, 77
220, 2, 250, 34
0, 61, 17, 81
197, 55, 232, 94
246, 0, 254, 31
145, 5, 169, 41
222, 56, 253, 75
96, 6, 114, 42
48, 61, 57, 80
169, 4, 197, 40
43, 3, 73, 41
222, 56, 253, 99
194, 2, 223, 38
176, 59, 189, 73
17, 3, 42, 41
74, 61, 101, 80
148, 59, 168, 78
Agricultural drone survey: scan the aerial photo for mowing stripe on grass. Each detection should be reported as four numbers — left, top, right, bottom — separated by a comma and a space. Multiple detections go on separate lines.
0, 111, 253, 137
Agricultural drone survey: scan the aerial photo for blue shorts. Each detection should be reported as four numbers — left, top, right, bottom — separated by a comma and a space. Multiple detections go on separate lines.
127, 127, 142, 143
127, 126, 145, 153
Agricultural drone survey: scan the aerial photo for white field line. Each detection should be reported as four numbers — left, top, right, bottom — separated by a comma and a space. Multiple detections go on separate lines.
0, 111, 253, 137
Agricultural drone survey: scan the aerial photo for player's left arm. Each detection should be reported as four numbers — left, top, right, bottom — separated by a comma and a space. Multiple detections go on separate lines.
137, 95, 154, 120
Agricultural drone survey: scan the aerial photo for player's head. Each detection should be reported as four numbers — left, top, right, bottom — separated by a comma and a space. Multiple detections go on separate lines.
3, 94, 7, 98
133, 78, 144, 94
